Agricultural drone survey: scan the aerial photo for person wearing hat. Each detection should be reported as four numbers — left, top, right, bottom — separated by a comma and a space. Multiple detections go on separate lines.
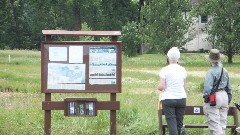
203, 49, 232, 135
158, 47, 187, 135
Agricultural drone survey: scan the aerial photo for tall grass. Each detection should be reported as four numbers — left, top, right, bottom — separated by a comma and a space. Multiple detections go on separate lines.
0, 50, 239, 135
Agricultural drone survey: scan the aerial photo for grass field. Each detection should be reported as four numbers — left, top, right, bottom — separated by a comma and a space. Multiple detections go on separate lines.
0, 50, 239, 135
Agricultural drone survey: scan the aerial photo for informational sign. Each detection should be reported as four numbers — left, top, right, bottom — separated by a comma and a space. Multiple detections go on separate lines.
89, 47, 117, 85
41, 41, 122, 93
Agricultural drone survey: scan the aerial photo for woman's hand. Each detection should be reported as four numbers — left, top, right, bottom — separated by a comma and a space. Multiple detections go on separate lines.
158, 77, 165, 91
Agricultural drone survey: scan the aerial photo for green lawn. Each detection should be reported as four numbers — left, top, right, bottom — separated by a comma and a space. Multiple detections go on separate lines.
0, 50, 239, 135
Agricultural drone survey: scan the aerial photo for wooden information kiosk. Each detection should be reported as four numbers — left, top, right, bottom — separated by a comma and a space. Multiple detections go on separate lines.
41, 30, 122, 135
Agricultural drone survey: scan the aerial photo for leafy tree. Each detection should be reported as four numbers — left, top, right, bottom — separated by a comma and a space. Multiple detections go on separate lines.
0, 0, 27, 49
101, 0, 139, 30
141, 0, 192, 54
121, 21, 141, 57
0, 0, 140, 49
195, 0, 240, 63
0, 0, 9, 49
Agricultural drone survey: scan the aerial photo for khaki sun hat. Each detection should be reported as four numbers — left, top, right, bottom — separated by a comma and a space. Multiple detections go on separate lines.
205, 49, 224, 62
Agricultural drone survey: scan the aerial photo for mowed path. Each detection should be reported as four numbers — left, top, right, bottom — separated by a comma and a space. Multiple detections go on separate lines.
123, 69, 240, 79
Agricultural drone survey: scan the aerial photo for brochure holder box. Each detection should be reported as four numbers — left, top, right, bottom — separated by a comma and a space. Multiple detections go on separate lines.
64, 98, 97, 117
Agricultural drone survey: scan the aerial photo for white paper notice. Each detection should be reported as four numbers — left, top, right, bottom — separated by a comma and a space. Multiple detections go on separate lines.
89, 46, 117, 85
69, 46, 83, 63
89, 79, 116, 85
49, 47, 67, 61
47, 63, 86, 90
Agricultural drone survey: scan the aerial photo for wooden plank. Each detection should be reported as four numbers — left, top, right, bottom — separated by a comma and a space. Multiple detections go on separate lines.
42, 101, 65, 110
42, 101, 120, 111
162, 106, 235, 115
110, 93, 117, 135
96, 101, 120, 110
64, 98, 97, 102
42, 30, 121, 36
185, 106, 204, 115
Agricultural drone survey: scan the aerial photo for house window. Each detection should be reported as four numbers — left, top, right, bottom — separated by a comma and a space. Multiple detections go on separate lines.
201, 15, 208, 23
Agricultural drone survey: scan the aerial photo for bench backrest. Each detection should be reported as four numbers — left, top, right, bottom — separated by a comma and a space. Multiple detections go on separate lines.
160, 106, 237, 115
159, 106, 239, 128
183, 106, 236, 115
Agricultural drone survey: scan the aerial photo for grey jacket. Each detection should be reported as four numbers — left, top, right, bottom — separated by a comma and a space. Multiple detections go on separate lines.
203, 65, 231, 99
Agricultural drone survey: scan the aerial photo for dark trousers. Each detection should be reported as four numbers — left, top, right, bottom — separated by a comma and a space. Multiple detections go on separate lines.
162, 98, 186, 135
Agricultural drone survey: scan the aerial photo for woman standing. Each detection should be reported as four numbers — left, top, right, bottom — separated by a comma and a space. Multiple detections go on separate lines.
158, 47, 187, 135
203, 49, 232, 135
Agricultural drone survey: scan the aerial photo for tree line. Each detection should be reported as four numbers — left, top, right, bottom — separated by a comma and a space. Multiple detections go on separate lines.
0, 0, 240, 63
0, 0, 139, 49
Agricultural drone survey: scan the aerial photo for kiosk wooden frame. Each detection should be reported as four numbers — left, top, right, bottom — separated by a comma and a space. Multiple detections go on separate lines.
41, 30, 121, 135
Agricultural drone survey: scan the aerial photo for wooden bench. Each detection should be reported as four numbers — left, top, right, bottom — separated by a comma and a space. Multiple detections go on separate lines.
158, 106, 239, 135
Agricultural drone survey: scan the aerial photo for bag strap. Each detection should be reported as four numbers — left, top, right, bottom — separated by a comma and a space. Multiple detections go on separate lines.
212, 68, 223, 93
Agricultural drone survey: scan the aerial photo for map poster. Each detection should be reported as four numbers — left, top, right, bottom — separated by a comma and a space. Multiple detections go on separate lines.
89, 46, 117, 85
47, 63, 86, 90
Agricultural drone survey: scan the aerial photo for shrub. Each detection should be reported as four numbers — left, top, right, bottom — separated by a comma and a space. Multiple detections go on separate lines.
121, 21, 142, 57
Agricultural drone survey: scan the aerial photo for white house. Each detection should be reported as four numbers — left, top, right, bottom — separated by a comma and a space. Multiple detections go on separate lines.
183, 0, 212, 51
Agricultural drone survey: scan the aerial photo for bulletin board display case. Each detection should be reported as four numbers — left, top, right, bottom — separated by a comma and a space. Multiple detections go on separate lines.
41, 41, 122, 93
